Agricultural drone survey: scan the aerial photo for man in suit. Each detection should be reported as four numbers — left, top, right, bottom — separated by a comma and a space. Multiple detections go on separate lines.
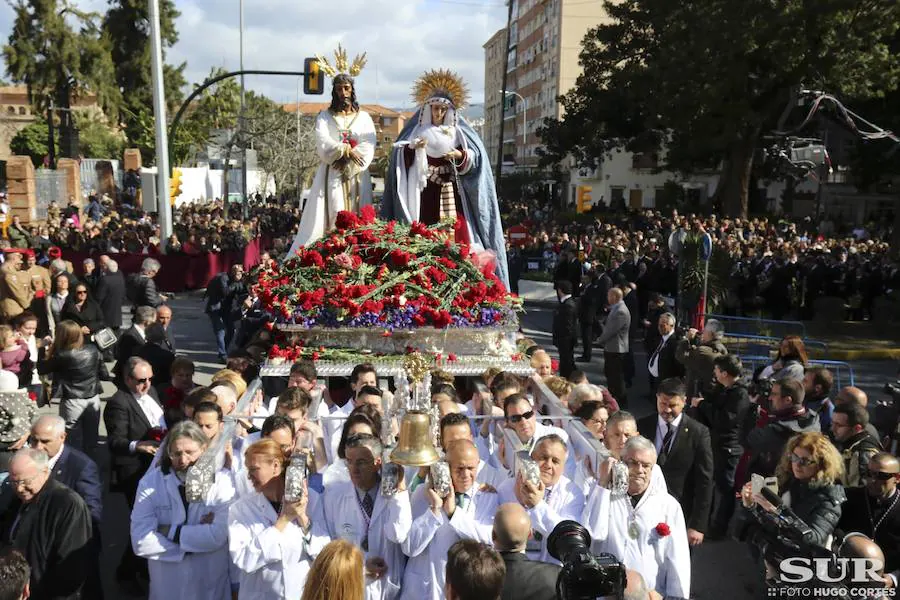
126, 257, 167, 310
637, 378, 713, 547
156, 304, 176, 352
493, 502, 559, 600
103, 356, 166, 584
29, 415, 104, 599
646, 312, 684, 392
113, 305, 157, 388
95, 258, 127, 334
577, 265, 610, 362
552, 280, 578, 378
595, 287, 631, 407
203, 264, 246, 362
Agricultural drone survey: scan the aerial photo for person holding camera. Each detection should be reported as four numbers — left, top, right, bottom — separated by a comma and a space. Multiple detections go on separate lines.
582, 436, 691, 599
690, 355, 752, 538
675, 319, 727, 399
740, 379, 820, 479
737, 432, 845, 549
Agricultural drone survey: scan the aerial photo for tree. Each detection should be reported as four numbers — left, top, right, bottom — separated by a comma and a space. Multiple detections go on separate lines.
103, 0, 185, 162
74, 111, 126, 158
538, 0, 900, 217
251, 102, 318, 195
10, 121, 55, 166
3, 0, 121, 157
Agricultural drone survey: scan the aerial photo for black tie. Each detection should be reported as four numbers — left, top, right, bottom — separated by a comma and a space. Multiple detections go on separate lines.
661, 423, 675, 457
362, 491, 374, 518
650, 338, 665, 367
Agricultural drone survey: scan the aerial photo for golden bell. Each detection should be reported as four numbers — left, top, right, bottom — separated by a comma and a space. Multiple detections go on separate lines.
390, 411, 440, 466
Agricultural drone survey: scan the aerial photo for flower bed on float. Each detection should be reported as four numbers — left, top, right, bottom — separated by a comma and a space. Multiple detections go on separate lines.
254, 207, 523, 364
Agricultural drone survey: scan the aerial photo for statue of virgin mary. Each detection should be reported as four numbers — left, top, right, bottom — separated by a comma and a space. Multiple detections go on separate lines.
382, 70, 509, 290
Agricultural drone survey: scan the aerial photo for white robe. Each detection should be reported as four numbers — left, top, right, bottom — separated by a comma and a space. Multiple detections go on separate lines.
130, 467, 235, 600
581, 465, 691, 599
399, 483, 498, 600
288, 109, 376, 254
228, 489, 329, 600
497, 473, 585, 565
318, 480, 412, 600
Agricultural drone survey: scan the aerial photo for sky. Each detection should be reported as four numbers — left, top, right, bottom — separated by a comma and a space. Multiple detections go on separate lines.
0, 0, 508, 110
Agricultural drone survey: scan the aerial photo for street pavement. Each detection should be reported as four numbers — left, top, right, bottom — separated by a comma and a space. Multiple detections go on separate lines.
32, 294, 898, 599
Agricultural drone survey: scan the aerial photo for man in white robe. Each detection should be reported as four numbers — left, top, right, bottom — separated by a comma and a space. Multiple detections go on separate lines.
582, 435, 691, 599
496, 434, 584, 565
288, 74, 376, 254
319, 433, 411, 600
400, 440, 498, 600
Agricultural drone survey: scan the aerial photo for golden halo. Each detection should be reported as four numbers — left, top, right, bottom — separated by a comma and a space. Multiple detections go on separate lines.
412, 69, 469, 109
315, 44, 367, 79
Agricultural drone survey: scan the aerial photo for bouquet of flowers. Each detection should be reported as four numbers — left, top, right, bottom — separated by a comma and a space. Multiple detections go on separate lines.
254, 207, 521, 332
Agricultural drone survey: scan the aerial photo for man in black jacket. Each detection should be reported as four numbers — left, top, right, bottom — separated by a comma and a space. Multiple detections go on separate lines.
802, 365, 835, 431
637, 378, 714, 547
577, 265, 610, 362
831, 401, 882, 489
552, 280, 578, 378
646, 312, 683, 392
113, 305, 156, 389
94, 258, 126, 333
203, 264, 246, 362
0, 448, 92, 600
493, 503, 559, 600
103, 357, 165, 584
837, 453, 900, 589
126, 258, 167, 309
690, 354, 751, 538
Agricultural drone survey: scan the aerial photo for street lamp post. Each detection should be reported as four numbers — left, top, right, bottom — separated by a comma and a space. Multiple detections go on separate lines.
500, 90, 526, 167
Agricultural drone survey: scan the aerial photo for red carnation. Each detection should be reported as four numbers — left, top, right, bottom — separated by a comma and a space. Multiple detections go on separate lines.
410, 221, 429, 237
335, 211, 360, 230
301, 251, 325, 268
447, 353, 458, 362
360, 205, 376, 224
389, 249, 413, 268
655, 523, 671, 537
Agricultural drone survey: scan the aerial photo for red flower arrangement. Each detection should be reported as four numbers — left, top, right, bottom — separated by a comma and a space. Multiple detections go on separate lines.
253, 212, 522, 337
655, 523, 671, 537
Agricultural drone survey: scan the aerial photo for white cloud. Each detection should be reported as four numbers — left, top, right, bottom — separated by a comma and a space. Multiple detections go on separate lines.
1, 0, 508, 109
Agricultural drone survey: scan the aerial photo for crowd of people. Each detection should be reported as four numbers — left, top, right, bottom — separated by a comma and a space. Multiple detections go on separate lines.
507, 207, 898, 322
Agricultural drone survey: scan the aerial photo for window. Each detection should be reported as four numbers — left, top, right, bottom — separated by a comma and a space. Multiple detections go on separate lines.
383, 117, 393, 126
632, 152, 659, 170
6, 106, 14, 114
18, 107, 26, 115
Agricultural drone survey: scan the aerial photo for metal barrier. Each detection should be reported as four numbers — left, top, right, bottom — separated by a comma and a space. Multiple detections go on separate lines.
706, 313, 807, 339
724, 333, 829, 356
738, 355, 856, 388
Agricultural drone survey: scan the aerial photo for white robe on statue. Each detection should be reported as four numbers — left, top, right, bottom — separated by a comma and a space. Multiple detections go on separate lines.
318, 480, 412, 600
582, 465, 691, 599
399, 483, 498, 600
288, 109, 376, 255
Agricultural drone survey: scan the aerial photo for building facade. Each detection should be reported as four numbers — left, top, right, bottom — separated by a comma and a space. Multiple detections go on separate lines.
483, 27, 509, 170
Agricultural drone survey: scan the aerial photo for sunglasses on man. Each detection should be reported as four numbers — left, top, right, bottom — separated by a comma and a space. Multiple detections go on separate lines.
506, 410, 534, 424
862, 470, 899, 481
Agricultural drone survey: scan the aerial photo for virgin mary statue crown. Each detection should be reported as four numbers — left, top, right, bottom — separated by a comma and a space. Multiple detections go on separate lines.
412, 69, 470, 127
316, 44, 367, 82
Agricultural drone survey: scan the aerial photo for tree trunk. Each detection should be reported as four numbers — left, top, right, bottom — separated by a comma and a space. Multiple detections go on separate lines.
715, 132, 759, 219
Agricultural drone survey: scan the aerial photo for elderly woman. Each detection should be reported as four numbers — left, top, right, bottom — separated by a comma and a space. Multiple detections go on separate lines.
131, 420, 235, 600
739, 431, 845, 548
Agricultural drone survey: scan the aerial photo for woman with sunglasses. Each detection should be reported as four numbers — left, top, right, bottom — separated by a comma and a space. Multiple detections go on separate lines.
739, 431, 845, 548
60, 282, 107, 340
37, 320, 111, 452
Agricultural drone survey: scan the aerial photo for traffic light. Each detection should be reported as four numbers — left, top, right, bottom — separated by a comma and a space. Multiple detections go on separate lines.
169, 167, 183, 206
304, 58, 324, 95
576, 186, 592, 213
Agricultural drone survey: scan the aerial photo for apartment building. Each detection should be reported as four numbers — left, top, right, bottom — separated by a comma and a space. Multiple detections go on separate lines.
483, 0, 610, 172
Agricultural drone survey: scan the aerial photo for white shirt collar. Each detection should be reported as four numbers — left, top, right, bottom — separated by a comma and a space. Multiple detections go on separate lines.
661, 331, 673, 343
47, 445, 65, 471
559, 294, 572, 303
657, 412, 683, 431
134, 325, 146, 340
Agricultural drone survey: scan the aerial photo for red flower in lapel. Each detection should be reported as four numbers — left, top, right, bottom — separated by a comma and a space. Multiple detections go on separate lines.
655, 522, 671, 537
144, 427, 166, 443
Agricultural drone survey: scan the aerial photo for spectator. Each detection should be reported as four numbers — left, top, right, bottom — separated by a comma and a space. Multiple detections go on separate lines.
738, 431, 845, 548
113, 305, 156, 388
0, 448, 93, 599
492, 502, 558, 600
577, 265, 611, 362
0, 324, 28, 376
595, 287, 630, 406
37, 320, 110, 453
81, 258, 100, 294
156, 304, 176, 351
48, 273, 69, 328
802, 366, 834, 431
445, 539, 506, 600
675, 318, 727, 399
158, 356, 197, 410
0, 250, 33, 322
646, 312, 683, 392
21, 250, 51, 336
204, 264, 246, 362
127, 258, 167, 309
60, 282, 106, 338
13, 312, 47, 395
756, 335, 808, 383
835, 387, 881, 442
301, 539, 364, 600
830, 401, 882, 488
551, 279, 578, 378
94, 258, 126, 334
0, 547, 30, 600
136, 323, 176, 388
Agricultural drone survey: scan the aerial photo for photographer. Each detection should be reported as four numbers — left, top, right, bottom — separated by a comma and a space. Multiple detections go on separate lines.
690, 355, 751, 538
675, 319, 727, 399
740, 379, 820, 478
738, 432, 845, 549
831, 402, 882, 488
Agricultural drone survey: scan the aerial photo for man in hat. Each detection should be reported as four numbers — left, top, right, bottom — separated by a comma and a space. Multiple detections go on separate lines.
287, 49, 376, 254
0, 249, 33, 322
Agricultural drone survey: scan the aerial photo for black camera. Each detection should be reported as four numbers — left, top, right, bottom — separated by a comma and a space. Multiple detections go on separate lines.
547, 521, 627, 600
749, 377, 775, 405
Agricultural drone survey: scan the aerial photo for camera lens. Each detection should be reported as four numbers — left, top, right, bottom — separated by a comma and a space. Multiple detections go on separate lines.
547, 520, 592, 563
